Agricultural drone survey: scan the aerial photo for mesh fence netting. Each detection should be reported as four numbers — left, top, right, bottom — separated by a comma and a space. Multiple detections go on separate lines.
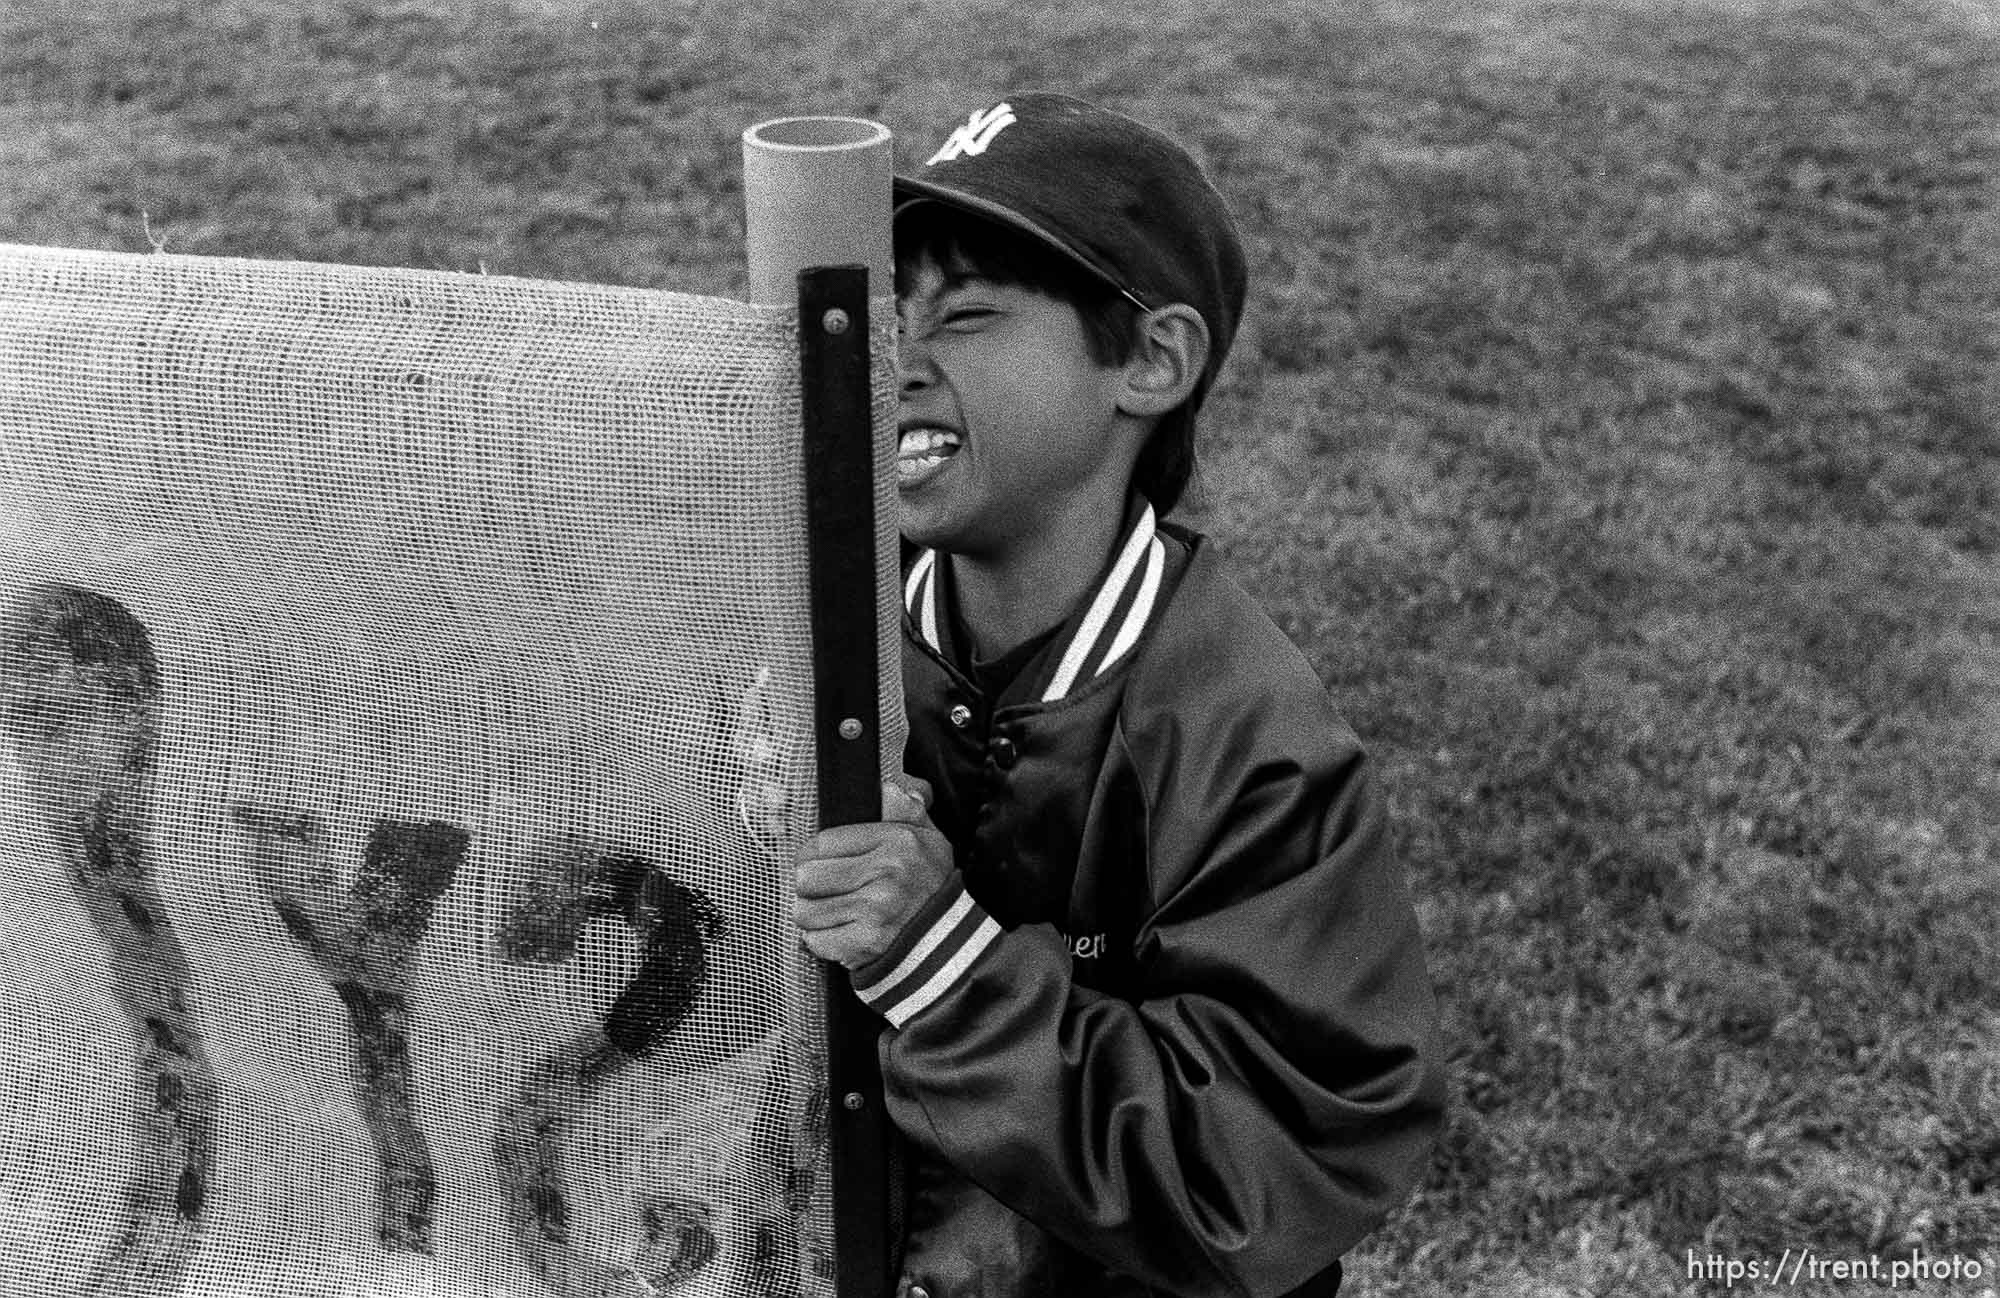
0, 243, 903, 1298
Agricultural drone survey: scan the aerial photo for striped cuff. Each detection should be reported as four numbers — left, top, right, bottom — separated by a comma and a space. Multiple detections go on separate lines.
852, 880, 1001, 1029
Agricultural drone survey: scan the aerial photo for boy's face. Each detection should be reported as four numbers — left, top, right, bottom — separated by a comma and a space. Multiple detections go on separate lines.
894, 254, 1135, 561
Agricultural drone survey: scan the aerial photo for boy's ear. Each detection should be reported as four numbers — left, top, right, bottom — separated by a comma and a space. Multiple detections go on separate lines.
1116, 305, 1211, 420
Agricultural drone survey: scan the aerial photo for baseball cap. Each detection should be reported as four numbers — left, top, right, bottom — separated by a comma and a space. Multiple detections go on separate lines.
894, 93, 1248, 394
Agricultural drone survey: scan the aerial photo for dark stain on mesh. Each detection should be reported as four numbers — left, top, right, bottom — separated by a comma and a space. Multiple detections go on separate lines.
494, 1048, 579, 1289
231, 804, 318, 843
606, 873, 723, 1058
495, 839, 735, 1294
726, 1038, 818, 1298
0, 585, 215, 1293
142, 1017, 185, 1056
176, 1167, 205, 1220
497, 844, 725, 1062
235, 806, 467, 1254
270, 897, 316, 946
636, 1196, 718, 1287
0, 587, 826, 1287
118, 890, 158, 935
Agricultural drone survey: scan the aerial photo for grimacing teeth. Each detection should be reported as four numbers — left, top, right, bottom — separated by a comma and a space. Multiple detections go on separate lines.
897, 428, 963, 457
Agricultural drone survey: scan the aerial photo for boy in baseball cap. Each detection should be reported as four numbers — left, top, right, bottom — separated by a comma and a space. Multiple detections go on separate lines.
794, 93, 1442, 1298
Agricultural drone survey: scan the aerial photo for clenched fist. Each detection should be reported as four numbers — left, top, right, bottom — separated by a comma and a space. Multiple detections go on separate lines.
794, 776, 955, 971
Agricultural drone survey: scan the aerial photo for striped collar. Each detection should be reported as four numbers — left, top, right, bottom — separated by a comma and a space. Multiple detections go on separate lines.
903, 502, 1171, 704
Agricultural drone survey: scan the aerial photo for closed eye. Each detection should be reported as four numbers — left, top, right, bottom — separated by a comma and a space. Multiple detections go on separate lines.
942, 306, 999, 330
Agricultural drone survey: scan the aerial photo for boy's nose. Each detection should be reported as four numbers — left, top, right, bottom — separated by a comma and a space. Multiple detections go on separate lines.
898, 330, 936, 394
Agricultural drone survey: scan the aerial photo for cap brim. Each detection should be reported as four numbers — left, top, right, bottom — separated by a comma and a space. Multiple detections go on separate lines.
892, 175, 1151, 311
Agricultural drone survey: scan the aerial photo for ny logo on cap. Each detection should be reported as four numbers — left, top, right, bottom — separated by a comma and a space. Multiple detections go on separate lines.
926, 102, 1016, 166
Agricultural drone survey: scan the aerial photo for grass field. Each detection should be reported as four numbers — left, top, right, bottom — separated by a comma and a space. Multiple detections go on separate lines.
3, 0, 1997, 1293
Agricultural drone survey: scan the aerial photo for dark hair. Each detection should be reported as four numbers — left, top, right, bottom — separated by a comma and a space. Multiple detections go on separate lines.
893, 206, 1201, 513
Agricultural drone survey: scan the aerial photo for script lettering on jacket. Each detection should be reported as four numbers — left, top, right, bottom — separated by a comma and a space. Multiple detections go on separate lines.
1059, 929, 1107, 961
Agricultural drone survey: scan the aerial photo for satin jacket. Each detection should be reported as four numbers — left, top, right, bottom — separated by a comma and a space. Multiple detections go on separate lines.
851, 503, 1444, 1298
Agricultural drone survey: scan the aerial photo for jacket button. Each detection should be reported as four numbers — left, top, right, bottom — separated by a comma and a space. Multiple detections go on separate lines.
948, 704, 971, 728
990, 737, 1017, 770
